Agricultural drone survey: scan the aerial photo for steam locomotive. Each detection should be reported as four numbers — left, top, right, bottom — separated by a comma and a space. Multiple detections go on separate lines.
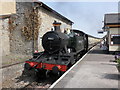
24, 21, 88, 77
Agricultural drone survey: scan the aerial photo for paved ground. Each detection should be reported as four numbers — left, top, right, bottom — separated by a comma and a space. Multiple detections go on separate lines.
53, 44, 119, 88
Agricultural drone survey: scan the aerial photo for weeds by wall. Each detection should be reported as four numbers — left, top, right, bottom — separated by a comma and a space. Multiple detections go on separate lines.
21, 8, 40, 41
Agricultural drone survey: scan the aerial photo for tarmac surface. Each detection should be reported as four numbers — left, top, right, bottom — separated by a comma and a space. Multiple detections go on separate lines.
52, 44, 119, 88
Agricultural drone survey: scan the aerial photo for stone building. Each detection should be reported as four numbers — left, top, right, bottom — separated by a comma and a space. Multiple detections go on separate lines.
0, 17, 10, 56
1, 1, 73, 56
0, 1, 16, 57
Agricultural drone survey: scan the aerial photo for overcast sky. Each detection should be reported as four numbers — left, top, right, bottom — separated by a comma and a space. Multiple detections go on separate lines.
40, 1, 118, 38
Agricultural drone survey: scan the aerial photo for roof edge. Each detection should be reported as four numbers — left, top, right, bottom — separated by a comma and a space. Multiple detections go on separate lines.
33, 0, 74, 24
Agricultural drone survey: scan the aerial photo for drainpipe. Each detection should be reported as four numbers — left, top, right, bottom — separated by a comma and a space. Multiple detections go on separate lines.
32, 2, 35, 56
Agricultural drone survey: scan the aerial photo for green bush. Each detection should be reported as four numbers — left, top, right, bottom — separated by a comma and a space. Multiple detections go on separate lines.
117, 58, 120, 66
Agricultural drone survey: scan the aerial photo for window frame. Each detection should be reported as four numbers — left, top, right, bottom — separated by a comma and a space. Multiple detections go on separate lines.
110, 34, 120, 46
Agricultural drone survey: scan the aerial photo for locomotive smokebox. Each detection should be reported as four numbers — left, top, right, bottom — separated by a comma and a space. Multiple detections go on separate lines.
42, 21, 69, 54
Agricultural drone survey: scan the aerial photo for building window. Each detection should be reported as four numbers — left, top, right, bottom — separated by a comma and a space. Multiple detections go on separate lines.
111, 35, 120, 45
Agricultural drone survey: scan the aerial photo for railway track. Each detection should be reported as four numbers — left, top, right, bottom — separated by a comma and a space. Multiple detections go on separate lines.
2, 43, 99, 89
23, 79, 51, 89
1, 61, 24, 69
21, 74, 60, 89
21, 44, 99, 89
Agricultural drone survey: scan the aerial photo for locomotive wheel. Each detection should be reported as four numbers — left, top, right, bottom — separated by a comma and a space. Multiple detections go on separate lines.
67, 63, 72, 69
50, 71, 64, 79
35, 70, 47, 79
75, 55, 80, 61
22, 68, 36, 78
46, 70, 50, 78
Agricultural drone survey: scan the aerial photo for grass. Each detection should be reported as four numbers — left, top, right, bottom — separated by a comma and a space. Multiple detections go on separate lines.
116, 58, 120, 66
115, 56, 120, 72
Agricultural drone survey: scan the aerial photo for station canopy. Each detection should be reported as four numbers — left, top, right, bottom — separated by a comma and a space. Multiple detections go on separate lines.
104, 13, 120, 29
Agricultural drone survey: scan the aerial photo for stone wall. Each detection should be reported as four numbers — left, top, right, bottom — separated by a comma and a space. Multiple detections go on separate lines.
9, 2, 35, 55
0, 18, 10, 57
1, 2, 72, 56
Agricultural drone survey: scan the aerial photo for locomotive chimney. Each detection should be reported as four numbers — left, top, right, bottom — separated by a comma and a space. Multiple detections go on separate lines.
53, 21, 61, 32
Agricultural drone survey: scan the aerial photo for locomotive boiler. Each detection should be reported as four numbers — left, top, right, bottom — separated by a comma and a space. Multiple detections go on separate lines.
24, 21, 88, 77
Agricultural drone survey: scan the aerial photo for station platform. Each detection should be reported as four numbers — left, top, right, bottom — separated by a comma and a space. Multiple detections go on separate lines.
50, 44, 119, 88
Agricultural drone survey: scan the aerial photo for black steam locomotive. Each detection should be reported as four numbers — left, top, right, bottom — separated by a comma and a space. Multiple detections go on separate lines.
24, 21, 88, 77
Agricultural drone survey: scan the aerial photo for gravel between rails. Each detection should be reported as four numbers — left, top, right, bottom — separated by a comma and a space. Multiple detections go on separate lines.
22, 72, 60, 89
2, 62, 58, 89
23, 79, 52, 89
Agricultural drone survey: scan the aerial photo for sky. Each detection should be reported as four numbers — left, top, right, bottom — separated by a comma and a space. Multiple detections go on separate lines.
40, 1, 119, 38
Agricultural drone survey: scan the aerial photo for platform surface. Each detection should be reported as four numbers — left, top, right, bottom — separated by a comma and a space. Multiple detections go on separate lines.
53, 44, 119, 88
